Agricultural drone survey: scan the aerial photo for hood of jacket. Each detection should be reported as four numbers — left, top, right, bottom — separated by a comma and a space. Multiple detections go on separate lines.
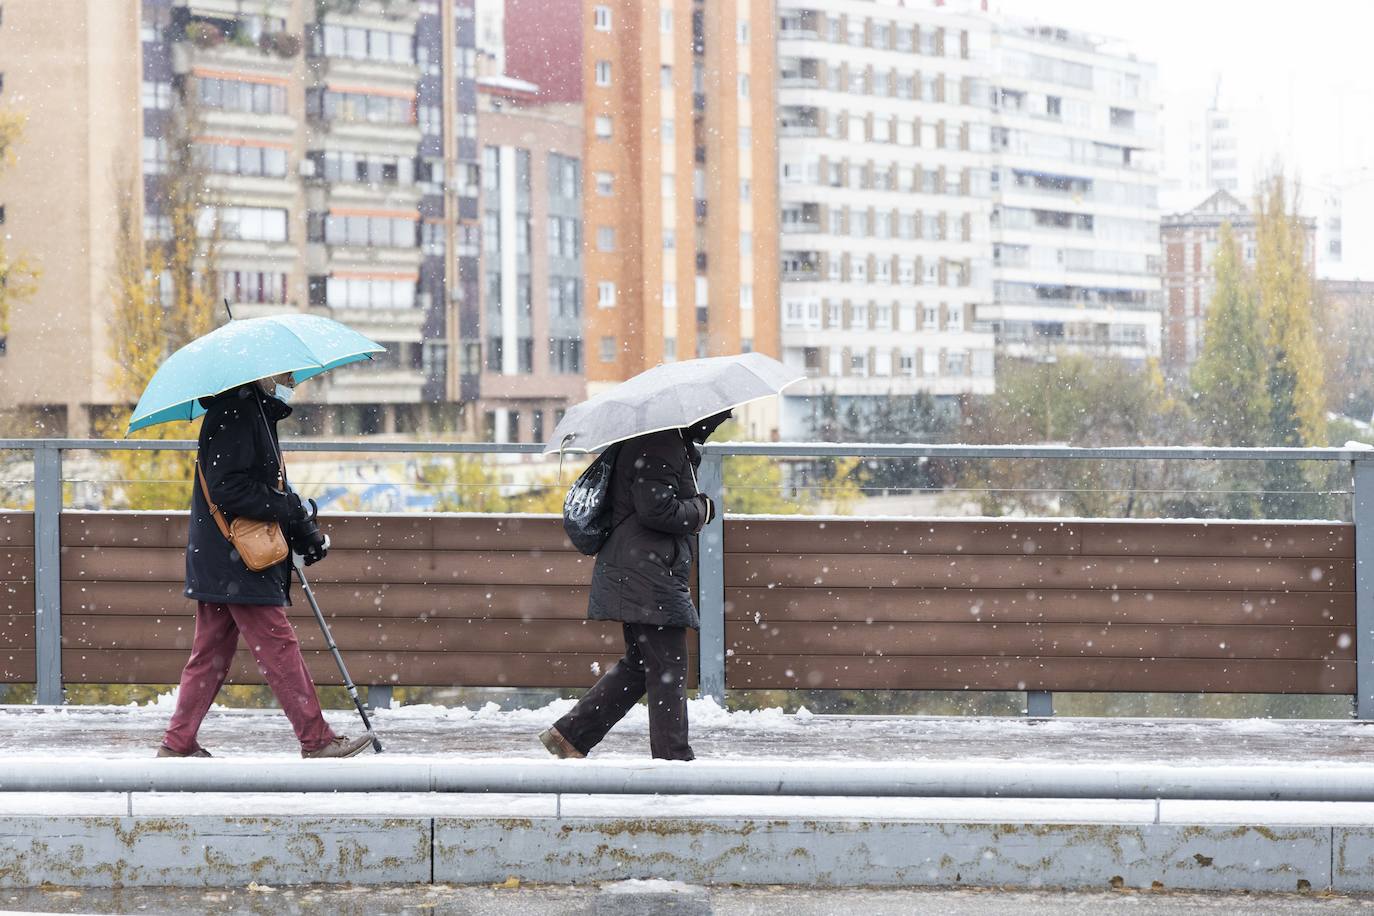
682, 409, 733, 444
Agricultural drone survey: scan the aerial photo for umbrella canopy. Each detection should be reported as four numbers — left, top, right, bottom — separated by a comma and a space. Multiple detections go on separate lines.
544, 352, 804, 454
127, 314, 385, 434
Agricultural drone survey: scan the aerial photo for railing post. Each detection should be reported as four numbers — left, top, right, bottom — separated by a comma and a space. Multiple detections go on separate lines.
697, 451, 726, 705
1355, 460, 1374, 719
367, 686, 393, 710
33, 444, 62, 705
1026, 690, 1053, 717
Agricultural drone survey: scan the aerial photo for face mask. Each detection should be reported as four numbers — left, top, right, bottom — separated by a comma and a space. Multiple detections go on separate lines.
273, 384, 295, 404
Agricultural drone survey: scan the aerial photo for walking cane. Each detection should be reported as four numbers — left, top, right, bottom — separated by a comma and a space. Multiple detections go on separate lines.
293, 545, 384, 754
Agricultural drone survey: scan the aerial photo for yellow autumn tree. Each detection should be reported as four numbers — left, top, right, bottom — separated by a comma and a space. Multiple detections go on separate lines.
0, 106, 40, 359
105, 104, 220, 509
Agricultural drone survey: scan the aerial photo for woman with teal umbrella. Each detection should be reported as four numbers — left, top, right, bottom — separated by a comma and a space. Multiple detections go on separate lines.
132, 313, 384, 759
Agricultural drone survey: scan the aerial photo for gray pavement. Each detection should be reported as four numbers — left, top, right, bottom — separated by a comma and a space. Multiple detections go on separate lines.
4, 701, 1374, 765
3, 884, 1374, 915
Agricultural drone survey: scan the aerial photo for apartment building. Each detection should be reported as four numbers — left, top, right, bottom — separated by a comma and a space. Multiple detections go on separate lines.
474, 76, 584, 443
1161, 189, 1315, 378
983, 21, 1162, 365
0, 1, 142, 435
573, 0, 779, 392
775, 1, 997, 436
0, 0, 478, 436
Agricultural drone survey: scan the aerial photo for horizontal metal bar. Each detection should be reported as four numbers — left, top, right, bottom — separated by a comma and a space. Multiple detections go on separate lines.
5, 759, 1374, 802
0, 439, 1364, 462
703, 442, 1373, 462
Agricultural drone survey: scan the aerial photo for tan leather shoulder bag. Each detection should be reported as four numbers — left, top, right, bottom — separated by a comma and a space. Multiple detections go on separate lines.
195, 460, 289, 572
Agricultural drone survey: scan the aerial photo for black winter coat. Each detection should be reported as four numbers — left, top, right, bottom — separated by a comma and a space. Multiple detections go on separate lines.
587, 429, 708, 629
184, 385, 298, 607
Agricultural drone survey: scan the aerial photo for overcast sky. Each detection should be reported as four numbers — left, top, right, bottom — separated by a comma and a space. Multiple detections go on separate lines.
992, 0, 1374, 192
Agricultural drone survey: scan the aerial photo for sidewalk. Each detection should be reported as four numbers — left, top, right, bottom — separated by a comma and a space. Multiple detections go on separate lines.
2, 698, 1373, 765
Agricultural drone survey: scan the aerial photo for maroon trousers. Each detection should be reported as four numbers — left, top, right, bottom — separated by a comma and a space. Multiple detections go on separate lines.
161, 602, 336, 754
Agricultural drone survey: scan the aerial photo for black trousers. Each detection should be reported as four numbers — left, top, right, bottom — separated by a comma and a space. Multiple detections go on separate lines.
553, 623, 694, 760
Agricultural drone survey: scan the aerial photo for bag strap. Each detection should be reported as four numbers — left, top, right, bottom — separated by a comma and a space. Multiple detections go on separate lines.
195, 461, 234, 541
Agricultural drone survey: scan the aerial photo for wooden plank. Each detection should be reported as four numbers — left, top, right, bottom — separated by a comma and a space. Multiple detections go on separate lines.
0, 550, 35, 583
725, 622, 1352, 661
0, 614, 34, 649
61, 649, 697, 688
1077, 521, 1353, 559
430, 514, 573, 552
0, 651, 33, 682
725, 588, 1353, 627
60, 547, 596, 586
61, 616, 699, 655
726, 518, 1084, 556
0, 512, 34, 546
61, 581, 595, 620
726, 655, 1354, 694
726, 554, 1354, 592
61, 512, 183, 549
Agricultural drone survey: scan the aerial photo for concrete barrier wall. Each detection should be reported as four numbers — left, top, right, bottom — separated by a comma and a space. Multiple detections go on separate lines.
4, 814, 1372, 892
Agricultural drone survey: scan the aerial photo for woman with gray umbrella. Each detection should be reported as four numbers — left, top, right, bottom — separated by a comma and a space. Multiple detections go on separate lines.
540, 409, 733, 761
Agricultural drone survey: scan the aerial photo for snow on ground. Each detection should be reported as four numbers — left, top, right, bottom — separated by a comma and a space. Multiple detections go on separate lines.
3, 696, 1374, 768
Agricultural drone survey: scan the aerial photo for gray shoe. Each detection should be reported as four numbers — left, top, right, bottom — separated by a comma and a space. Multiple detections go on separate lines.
301, 733, 374, 759
157, 744, 212, 758
539, 727, 585, 759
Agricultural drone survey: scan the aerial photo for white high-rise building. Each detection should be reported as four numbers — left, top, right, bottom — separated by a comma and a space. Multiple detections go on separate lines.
775, 1, 997, 437
981, 21, 1162, 364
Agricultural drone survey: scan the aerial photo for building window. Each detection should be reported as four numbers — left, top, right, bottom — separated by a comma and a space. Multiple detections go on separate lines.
220, 271, 289, 305
306, 88, 415, 126
660, 65, 673, 89
204, 143, 290, 178
739, 126, 751, 148
740, 179, 751, 201
599, 336, 616, 363
739, 285, 753, 311
315, 24, 415, 64
740, 232, 752, 257
663, 282, 676, 308
593, 5, 611, 30
594, 171, 614, 196
322, 276, 417, 309
198, 77, 287, 115
197, 206, 289, 243
141, 137, 168, 175
737, 20, 749, 44
595, 116, 613, 139
660, 7, 672, 32
738, 74, 749, 97
140, 80, 172, 110
663, 228, 675, 249
595, 60, 612, 87
596, 226, 615, 251
598, 281, 616, 307
661, 118, 674, 141
664, 337, 677, 361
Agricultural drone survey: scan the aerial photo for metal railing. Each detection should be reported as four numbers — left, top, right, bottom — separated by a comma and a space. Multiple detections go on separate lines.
4, 438, 1373, 716
4, 757, 1374, 802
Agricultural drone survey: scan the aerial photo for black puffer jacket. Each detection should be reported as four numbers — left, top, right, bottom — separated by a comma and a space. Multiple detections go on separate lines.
184, 385, 299, 607
587, 429, 710, 629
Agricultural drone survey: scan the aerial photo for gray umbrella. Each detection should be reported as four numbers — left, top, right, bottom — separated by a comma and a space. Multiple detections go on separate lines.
544, 352, 804, 453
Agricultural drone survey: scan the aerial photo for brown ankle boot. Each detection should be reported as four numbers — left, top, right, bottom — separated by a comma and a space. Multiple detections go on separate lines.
301, 733, 374, 759
539, 727, 585, 759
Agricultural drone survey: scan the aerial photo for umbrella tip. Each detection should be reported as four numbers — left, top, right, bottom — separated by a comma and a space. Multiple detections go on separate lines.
223, 298, 234, 321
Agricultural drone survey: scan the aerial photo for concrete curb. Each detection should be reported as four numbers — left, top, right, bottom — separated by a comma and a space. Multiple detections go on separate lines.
2, 815, 1371, 892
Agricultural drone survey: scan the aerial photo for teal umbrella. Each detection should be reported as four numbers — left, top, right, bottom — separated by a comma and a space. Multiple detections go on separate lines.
127, 314, 385, 434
